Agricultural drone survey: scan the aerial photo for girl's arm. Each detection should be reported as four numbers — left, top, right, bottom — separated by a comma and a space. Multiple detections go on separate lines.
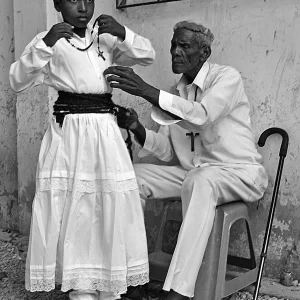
112, 26, 156, 67
10, 23, 74, 92
9, 32, 53, 92
94, 15, 155, 67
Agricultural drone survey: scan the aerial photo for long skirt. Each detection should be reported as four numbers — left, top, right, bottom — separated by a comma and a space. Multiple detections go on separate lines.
25, 113, 149, 294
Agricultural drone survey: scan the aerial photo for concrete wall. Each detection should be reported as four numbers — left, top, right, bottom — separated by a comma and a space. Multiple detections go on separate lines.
7, 0, 300, 280
0, 0, 18, 229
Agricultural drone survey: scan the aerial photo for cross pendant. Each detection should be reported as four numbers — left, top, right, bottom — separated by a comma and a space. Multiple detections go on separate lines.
186, 132, 199, 152
98, 50, 106, 61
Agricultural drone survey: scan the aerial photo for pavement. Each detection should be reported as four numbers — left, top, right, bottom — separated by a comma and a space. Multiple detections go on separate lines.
242, 278, 300, 300
1, 228, 300, 300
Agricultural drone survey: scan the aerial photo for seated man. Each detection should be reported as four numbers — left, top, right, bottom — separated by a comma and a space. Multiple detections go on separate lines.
104, 21, 268, 300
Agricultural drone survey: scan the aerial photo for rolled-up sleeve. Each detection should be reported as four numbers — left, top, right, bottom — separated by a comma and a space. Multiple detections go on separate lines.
9, 32, 52, 92
138, 126, 173, 162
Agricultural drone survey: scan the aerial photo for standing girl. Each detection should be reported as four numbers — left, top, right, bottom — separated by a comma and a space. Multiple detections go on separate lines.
9, 1, 155, 299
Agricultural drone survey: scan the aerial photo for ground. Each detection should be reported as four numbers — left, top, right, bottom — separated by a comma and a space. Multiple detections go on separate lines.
0, 229, 299, 300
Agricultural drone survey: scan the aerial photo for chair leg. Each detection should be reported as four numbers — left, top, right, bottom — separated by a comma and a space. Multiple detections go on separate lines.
194, 208, 225, 300
194, 202, 257, 300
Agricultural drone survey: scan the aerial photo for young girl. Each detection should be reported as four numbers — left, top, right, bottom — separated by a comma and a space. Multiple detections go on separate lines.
9, 1, 155, 299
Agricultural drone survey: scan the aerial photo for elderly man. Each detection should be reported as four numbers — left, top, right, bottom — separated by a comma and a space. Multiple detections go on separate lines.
104, 21, 268, 300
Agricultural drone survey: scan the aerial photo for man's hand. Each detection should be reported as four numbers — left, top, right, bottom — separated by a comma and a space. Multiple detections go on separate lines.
116, 106, 146, 146
43, 23, 74, 47
94, 15, 125, 41
117, 107, 139, 131
104, 66, 160, 106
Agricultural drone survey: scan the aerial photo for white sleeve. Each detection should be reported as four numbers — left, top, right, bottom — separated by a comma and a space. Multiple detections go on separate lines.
112, 26, 155, 67
138, 126, 173, 162
9, 32, 53, 92
152, 69, 242, 131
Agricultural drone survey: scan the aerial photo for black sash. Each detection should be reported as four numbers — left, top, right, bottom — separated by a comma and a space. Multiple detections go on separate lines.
53, 91, 133, 160
53, 91, 118, 126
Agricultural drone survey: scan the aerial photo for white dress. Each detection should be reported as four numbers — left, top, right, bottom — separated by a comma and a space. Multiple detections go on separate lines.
9, 25, 156, 293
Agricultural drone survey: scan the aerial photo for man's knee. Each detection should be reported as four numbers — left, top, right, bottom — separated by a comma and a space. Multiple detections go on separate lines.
181, 167, 218, 204
183, 167, 217, 189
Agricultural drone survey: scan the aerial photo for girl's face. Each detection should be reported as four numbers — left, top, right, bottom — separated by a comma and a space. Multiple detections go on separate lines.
55, 0, 95, 29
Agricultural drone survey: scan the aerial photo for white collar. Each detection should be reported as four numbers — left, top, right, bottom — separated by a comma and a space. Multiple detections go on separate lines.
176, 61, 210, 92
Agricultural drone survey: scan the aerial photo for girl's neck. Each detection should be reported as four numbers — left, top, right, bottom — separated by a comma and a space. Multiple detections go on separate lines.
73, 27, 86, 38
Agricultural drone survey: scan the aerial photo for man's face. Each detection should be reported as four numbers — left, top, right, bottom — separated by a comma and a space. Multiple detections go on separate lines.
170, 28, 206, 75
54, 0, 94, 28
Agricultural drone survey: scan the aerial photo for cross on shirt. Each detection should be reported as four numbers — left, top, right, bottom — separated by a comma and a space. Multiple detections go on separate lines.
186, 132, 199, 152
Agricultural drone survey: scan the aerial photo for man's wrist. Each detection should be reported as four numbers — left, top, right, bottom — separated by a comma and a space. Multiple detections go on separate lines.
118, 25, 126, 41
142, 86, 160, 107
130, 121, 146, 147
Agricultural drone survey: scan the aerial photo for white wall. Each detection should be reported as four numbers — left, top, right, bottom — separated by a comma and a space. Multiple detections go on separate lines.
0, 0, 18, 229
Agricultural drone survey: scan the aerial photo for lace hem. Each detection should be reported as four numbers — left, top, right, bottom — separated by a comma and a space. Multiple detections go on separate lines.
60, 272, 149, 293
26, 273, 149, 293
25, 279, 55, 293
36, 177, 138, 193
26, 263, 149, 293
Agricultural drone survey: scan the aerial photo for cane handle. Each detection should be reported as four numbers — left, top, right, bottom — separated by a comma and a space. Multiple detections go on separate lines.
258, 127, 289, 157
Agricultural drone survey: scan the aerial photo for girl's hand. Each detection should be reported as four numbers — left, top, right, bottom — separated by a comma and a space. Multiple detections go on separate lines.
94, 15, 125, 41
43, 23, 74, 47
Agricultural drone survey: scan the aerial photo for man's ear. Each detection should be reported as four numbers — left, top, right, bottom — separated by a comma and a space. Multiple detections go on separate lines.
203, 46, 211, 59
53, 0, 61, 12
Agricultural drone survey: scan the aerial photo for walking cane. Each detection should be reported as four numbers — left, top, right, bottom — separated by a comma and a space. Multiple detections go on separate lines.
253, 127, 289, 300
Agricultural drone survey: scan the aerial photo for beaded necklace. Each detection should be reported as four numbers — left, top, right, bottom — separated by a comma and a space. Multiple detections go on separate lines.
65, 26, 106, 61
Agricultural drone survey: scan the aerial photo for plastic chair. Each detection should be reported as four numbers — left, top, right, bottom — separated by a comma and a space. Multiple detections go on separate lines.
148, 200, 258, 299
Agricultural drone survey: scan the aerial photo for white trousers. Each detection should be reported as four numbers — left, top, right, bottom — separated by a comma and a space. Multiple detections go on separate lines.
134, 163, 265, 298
69, 290, 120, 300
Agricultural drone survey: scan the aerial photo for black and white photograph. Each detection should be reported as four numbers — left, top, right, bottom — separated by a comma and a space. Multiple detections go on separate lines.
0, 0, 299, 300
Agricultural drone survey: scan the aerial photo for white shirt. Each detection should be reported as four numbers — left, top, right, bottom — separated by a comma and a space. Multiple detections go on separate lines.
9, 25, 156, 93
139, 61, 268, 191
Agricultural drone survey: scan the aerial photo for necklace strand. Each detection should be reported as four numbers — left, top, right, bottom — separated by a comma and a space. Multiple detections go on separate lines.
65, 27, 105, 61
